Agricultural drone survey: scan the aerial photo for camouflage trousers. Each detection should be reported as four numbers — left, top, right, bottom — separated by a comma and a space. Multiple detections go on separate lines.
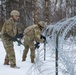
22, 35, 35, 61
2, 36, 16, 66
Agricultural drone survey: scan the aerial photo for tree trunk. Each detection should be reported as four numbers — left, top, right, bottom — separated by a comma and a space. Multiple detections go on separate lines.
0, 0, 6, 31
33, 0, 38, 25
66, 0, 72, 18
19, 0, 26, 27
45, 0, 50, 24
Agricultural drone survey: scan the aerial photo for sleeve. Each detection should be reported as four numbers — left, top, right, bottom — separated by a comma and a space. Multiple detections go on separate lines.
1, 22, 6, 35
34, 28, 44, 43
5, 21, 14, 37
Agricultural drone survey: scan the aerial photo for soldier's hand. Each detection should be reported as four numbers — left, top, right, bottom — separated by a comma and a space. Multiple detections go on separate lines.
40, 35, 46, 42
18, 33, 23, 38
35, 42, 40, 49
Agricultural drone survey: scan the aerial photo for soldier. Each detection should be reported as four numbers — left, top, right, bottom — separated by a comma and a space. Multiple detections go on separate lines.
1, 10, 20, 68
22, 21, 46, 63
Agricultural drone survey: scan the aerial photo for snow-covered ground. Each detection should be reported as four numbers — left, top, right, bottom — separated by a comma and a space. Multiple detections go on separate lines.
0, 40, 32, 75
0, 16, 76, 75
0, 38, 63, 75
0, 37, 76, 75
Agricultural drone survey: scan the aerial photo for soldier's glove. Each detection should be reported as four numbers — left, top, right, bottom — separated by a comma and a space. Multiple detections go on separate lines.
35, 42, 40, 49
40, 35, 46, 42
15, 33, 23, 39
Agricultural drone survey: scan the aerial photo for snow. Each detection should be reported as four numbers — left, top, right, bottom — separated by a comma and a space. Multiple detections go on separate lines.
0, 40, 31, 75
0, 38, 62, 75
0, 35, 69, 75
0, 16, 76, 75
43, 16, 76, 75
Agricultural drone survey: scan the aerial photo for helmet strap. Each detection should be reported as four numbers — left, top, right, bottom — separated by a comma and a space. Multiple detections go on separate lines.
38, 25, 42, 30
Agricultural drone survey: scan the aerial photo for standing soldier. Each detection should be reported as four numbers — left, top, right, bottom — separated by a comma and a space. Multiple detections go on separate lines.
22, 21, 46, 63
1, 10, 20, 68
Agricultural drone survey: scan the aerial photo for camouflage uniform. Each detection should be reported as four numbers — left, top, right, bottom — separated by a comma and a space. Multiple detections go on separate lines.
22, 21, 45, 63
1, 18, 17, 67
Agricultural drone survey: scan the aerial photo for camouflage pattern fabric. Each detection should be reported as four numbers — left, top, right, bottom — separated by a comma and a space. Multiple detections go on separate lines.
22, 25, 44, 62
1, 18, 17, 66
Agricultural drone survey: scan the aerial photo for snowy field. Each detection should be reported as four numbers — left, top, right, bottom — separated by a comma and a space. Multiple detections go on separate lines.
0, 38, 53, 75
0, 38, 63, 75
0, 40, 31, 75
0, 16, 76, 75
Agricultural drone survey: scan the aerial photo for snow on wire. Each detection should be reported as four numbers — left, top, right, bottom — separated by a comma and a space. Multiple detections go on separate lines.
25, 16, 76, 75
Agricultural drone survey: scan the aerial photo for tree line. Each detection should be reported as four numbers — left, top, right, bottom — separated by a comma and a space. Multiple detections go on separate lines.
0, 0, 76, 31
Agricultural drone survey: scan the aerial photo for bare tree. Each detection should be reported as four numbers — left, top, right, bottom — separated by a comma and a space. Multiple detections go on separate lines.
74, 0, 76, 15
0, 0, 6, 31
66, 0, 72, 18
43, 0, 50, 24
32, 0, 38, 24
1, 0, 76, 29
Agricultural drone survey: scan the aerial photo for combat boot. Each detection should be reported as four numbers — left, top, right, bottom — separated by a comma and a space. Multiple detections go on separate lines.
10, 64, 20, 69
31, 59, 35, 63
10, 64, 16, 67
4, 59, 9, 65
22, 57, 26, 61
22, 58, 26, 61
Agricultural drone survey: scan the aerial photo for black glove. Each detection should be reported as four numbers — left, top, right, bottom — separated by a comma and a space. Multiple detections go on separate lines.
15, 33, 23, 39
40, 35, 46, 42
35, 42, 40, 49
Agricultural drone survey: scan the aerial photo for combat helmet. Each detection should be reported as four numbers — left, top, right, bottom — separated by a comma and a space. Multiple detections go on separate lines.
38, 21, 45, 28
10, 10, 20, 16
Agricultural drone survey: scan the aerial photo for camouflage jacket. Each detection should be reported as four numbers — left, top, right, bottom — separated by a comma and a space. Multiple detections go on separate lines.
1, 18, 17, 38
24, 24, 43, 42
